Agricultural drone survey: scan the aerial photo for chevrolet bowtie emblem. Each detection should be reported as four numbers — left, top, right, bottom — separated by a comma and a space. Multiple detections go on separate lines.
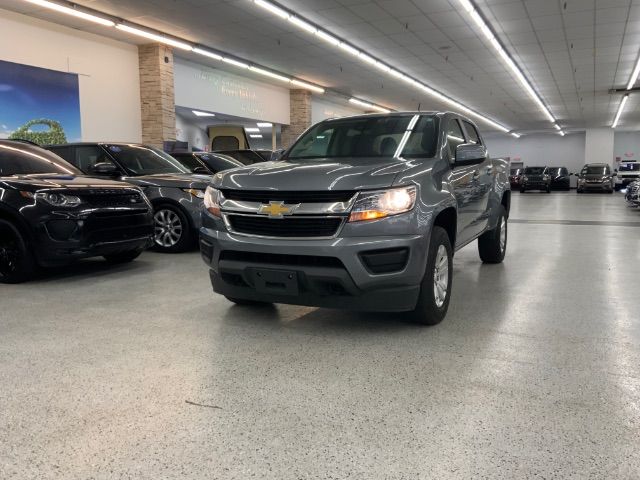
258, 201, 297, 218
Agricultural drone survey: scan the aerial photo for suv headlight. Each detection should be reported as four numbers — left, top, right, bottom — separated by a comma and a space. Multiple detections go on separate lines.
349, 185, 417, 222
543, 174, 550, 180
203, 186, 221, 217
35, 192, 82, 207
183, 188, 206, 199
523, 176, 528, 182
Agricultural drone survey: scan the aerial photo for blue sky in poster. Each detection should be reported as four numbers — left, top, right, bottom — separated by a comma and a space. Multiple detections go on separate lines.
0, 59, 81, 142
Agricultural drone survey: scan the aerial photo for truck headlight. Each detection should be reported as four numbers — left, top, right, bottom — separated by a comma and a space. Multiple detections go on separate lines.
183, 188, 206, 199
35, 192, 82, 207
203, 186, 221, 217
349, 185, 417, 222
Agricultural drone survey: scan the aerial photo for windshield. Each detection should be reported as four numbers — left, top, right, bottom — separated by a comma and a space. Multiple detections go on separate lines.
0, 142, 82, 176
524, 167, 545, 175
214, 150, 264, 165
287, 115, 439, 160
545, 167, 562, 175
619, 163, 640, 171
105, 144, 190, 176
172, 153, 206, 173
582, 165, 608, 175
198, 153, 243, 172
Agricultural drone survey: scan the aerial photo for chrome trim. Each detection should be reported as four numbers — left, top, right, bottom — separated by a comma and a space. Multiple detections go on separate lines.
219, 192, 358, 215
222, 213, 346, 240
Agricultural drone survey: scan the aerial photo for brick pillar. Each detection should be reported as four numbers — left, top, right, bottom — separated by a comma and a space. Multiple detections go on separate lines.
138, 44, 176, 148
281, 89, 312, 148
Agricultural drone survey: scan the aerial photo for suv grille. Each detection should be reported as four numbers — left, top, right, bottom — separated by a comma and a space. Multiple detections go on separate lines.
227, 215, 342, 238
221, 189, 355, 203
76, 189, 144, 208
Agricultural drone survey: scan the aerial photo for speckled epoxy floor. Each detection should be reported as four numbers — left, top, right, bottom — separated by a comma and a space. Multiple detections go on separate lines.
2, 192, 640, 479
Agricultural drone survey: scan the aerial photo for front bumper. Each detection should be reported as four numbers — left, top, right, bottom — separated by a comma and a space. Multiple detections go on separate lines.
199, 225, 427, 312
28, 209, 154, 266
580, 182, 612, 191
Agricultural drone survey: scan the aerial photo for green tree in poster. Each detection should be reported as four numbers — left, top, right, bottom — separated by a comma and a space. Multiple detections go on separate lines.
9, 119, 67, 145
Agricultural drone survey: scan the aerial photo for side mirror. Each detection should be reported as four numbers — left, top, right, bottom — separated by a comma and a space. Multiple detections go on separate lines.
270, 149, 285, 161
455, 143, 487, 166
91, 162, 119, 176
192, 166, 210, 174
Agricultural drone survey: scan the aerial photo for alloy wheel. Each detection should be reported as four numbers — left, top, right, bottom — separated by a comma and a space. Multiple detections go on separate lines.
154, 209, 183, 248
499, 218, 507, 254
0, 230, 19, 278
433, 244, 449, 308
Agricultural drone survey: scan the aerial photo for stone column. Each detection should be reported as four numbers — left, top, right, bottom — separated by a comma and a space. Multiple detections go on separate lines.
138, 44, 176, 149
281, 89, 312, 148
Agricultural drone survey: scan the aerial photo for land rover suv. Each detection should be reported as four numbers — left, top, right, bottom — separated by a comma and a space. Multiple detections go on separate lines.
199, 112, 510, 325
0, 140, 153, 283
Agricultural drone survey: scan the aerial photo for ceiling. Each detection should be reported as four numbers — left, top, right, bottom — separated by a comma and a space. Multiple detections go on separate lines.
2, 0, 639, 134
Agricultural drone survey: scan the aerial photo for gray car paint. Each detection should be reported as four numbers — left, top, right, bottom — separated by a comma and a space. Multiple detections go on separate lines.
200, 111, 510, 311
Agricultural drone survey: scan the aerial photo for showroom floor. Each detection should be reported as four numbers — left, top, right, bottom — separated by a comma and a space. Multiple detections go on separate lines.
2, 192, 640, 479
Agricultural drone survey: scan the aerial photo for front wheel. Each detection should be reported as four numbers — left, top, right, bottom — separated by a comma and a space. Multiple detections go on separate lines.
0, 220, 36, 284
153, 205, 192, 253
407, 226, 453, 326
478, 206, 507, 264
546, 185, 551, 193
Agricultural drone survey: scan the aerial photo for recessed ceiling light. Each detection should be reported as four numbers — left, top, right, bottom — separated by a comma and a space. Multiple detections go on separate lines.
23, 0, 115, 26
249, 134, 263, 138
192, 110, 215, 117
245, 128, 260, 133
257, 123, 273, 128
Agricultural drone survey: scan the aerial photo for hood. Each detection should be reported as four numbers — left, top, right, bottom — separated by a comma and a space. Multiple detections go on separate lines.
583, 174, 606, 180
120, 173, 214, 189
1, 174, 137, 190
214, 158, 416, 191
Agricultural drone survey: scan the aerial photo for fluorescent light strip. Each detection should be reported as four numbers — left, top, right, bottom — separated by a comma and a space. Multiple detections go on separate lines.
510, 132, 521, 138
116, 24, 193, 50
24, 0, 115, 26
349, 98, 391, 114
612, 94, 629, 129
192, 110, 215, 117
222, 57, 249, 69
457, 0, 556, 125
627, 56, 640, 90
249, 66, 290, 82
192, 47, 222, 61
290, 79, 325, 93
252, 0, 510, 133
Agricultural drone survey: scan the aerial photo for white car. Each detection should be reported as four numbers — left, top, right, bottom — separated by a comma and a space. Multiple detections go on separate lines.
625, 180, 640, 207
616, 160, 640, 190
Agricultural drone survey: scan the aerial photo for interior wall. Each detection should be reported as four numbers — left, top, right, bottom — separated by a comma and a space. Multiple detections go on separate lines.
176, 114, 209, 151
311, 97, 364, 124
585, 128, 614, 167
484, 133, 587, 173
0, 9, 142, 142
613, 131, 640, 162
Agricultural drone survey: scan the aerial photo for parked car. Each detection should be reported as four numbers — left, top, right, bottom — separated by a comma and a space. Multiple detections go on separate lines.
546, 166, 572, 190
199, 112, 511, 325
615, 160, 640, 190
625, 180, 640, 206
44, 143, 214, 252
213, 149, 267, 165
520, 166, 551, 193
254, 150, 273, 162
509, 168, 523, 188
0, 140, 153, 283
576, 163, 615, 193
171, 151, 244, 175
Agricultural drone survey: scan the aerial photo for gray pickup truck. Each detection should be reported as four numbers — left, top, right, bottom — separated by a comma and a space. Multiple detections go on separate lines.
199, 112, 510, 325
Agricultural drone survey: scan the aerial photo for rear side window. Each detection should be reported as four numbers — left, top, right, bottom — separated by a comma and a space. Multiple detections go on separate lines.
447, 120, 465, 159
462, 121, 481, 145
74, 146, 116, 173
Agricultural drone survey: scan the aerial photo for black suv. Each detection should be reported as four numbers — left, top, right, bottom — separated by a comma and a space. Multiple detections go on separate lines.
0, 140, 153, 283
170, 151, 243, 175
45, 143, 214, 252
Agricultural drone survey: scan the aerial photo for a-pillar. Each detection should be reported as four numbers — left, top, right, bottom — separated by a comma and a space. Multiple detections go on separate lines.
138, 44, 176, 149
281, 89, 312, 148
584, 128, 615, 169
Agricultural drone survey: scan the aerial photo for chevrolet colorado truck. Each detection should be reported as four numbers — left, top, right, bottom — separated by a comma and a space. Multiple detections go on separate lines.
199, 112, 510, 325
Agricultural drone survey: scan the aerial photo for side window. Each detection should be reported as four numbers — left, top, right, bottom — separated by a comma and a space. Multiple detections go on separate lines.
447, 119, 466, 160
462, 121, 481, 145
48, 146, 73, 163
74, 146, 115, 173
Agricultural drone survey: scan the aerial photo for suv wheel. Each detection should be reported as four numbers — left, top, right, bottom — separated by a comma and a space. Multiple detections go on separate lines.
478, 205, 507, 264
407, 226, 452, 326
0, 220, 36, 284
153, 205, 192, 253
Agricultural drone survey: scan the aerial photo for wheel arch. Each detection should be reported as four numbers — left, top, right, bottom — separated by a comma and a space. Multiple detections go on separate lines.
149, 198, 195, 230
0, 205, 34, 243
432, 206, 457, 251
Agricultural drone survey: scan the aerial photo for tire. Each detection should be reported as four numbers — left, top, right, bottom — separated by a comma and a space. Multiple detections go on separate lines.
225, 296, 272, 306
608, 189, 614, 194
478, 205, 507, 264
546, 185, 551, 193
153, 204, 193, 253
520, 188, 526, 193
0, 219, 36, 284
577, 188, 583, 194
103, 249, 143, 264
407, 226, 453, 326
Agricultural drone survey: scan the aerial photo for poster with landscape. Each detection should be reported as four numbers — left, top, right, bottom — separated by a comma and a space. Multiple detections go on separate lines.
0, 59, 81, 145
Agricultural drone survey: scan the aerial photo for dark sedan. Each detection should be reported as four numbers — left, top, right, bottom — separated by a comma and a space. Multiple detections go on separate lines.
546, 166, 571, 190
